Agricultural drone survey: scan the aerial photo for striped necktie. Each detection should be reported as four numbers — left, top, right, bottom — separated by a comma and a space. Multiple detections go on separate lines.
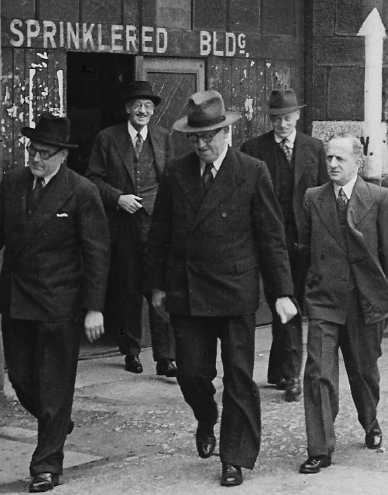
135, 132, 143, 158
280, 138, 292, 163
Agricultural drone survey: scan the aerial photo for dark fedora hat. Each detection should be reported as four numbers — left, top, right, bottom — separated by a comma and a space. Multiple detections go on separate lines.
173, 90, 241, 133
268, 89, 305, 116
21, 113, 78, 149
122, 80, 161, 106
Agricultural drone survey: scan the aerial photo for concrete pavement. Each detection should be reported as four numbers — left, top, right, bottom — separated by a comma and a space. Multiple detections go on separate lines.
1, 323, 387, 494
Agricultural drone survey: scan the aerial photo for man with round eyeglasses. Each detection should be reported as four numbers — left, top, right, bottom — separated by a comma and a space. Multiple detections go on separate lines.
147, 89, 297, 487
0, 113, 109, 492
86, 81, 177, 377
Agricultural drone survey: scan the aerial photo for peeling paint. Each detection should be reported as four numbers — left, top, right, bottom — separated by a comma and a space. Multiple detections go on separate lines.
6, 105, 18, 118
244, 98, 254, 121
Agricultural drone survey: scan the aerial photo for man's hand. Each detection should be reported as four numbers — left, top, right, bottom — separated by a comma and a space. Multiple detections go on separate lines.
118, 194, 143, 214
275, 297, 298, 324
85, 310, 105, 343
152, 289, 169, 322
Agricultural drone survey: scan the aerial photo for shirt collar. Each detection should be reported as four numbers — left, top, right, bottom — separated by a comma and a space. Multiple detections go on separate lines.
127, 121, 148, 142
274, 129, 297, 147
333, 174, 358, 199
34, 165, 61, 187
200, 144, 229, 175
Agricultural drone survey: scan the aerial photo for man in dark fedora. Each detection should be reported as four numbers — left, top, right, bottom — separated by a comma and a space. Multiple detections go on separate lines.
147, 89, 297, 486
241, 88, 328, 401
0, 113, 110, 492
86, 80, 176, 377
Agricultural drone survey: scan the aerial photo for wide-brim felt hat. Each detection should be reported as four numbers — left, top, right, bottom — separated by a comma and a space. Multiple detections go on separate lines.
267, 89, 305, 116
22, 113, 78, 149
122, 80, 161, 106
173, 90, 241, 133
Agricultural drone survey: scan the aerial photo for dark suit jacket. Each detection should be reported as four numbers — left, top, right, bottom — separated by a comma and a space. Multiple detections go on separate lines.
301, 177, 388, 325
86, 122, 173, 239
147, 147, 294, 316
241, 130, 328, 242
0, 165, 110, 321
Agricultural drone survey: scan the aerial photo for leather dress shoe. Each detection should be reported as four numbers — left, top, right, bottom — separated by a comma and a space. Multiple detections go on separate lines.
196, 422, 216, 458
220, 463, 243, 486
125, 355, 143, 374
29, 473, 59, 492
275, 379, 288, 390
299, 454, 331, 474
365, 425, 383, 449
284, 378, 301, 402
156, 358, 177, 377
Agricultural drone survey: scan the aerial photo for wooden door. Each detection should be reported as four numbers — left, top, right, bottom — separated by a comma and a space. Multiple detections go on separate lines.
143, 58, 205, 157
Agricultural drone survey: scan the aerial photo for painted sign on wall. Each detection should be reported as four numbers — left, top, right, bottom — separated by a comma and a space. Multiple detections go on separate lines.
2, 18, 249, 58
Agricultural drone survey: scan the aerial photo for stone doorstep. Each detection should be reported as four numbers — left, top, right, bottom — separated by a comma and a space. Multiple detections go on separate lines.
0, 432, 103, 485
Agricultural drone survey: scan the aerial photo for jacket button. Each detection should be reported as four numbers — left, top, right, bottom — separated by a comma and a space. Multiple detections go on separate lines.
221, 212, 227, 217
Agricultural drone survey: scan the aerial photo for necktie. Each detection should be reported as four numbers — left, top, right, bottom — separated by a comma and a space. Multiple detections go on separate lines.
202, 163, 214, 195
135, 132, 143, 158
280, 138, 292, 163
336, 187, 348, 212
28, 177, 45, 216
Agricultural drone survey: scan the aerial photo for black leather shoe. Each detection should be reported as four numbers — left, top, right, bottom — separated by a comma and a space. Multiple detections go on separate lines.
29, 473, 59, 492
196, 422, 216, 458
365, 426, 383, 449
284, 378, 301, 402
156, 359, 177, 377
275, 378, 288, 390
125, 355, 143, 374
220, 463, 243, 486
299, 454, 331, 474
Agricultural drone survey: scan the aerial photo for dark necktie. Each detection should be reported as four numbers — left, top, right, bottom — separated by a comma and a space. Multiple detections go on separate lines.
28, 177, 45, 216
280, 138, 292, 163
202, 163, 214, 195
135, 132, 143, 158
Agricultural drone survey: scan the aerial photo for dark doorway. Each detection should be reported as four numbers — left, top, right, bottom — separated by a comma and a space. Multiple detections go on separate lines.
66, 51, 135, 176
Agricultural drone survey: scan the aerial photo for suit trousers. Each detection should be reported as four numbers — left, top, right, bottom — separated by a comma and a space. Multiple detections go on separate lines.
1, 316, 81, 475
170, 313, 261, 469
303, 289, 384, 456
266, 246, 306, 382
106, 211, 175, 361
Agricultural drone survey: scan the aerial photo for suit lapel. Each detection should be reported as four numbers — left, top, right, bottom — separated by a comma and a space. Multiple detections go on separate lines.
12, 165, 74, 261
113, 123, 136, 181
313, 182, 347, 251
174, 153, 204, 213
347, 177, 374, 228
293, 132, 308, 187
149, 126, 164, 177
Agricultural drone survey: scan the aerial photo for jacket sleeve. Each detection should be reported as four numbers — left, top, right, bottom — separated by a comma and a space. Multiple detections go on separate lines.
377, 188, 388, 277
86, 131, 124, 210
146, 163, 173, 291
251, 161, 294, 298
77, 181, 110, 311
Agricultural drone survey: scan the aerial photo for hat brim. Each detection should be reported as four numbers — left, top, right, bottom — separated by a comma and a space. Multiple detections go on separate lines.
267, 105, 305, 116
122, 94, 161, 106
173, 111, 241, 133
21, 127, 78, 149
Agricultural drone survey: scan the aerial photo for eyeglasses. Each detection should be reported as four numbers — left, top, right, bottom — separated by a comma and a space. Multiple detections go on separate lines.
186, 128, 222, 143
27, 143, 62, 160
131, 101, 154, 111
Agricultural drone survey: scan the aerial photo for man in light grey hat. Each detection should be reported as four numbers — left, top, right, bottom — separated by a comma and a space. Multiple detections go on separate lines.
147, 89, 297, 486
